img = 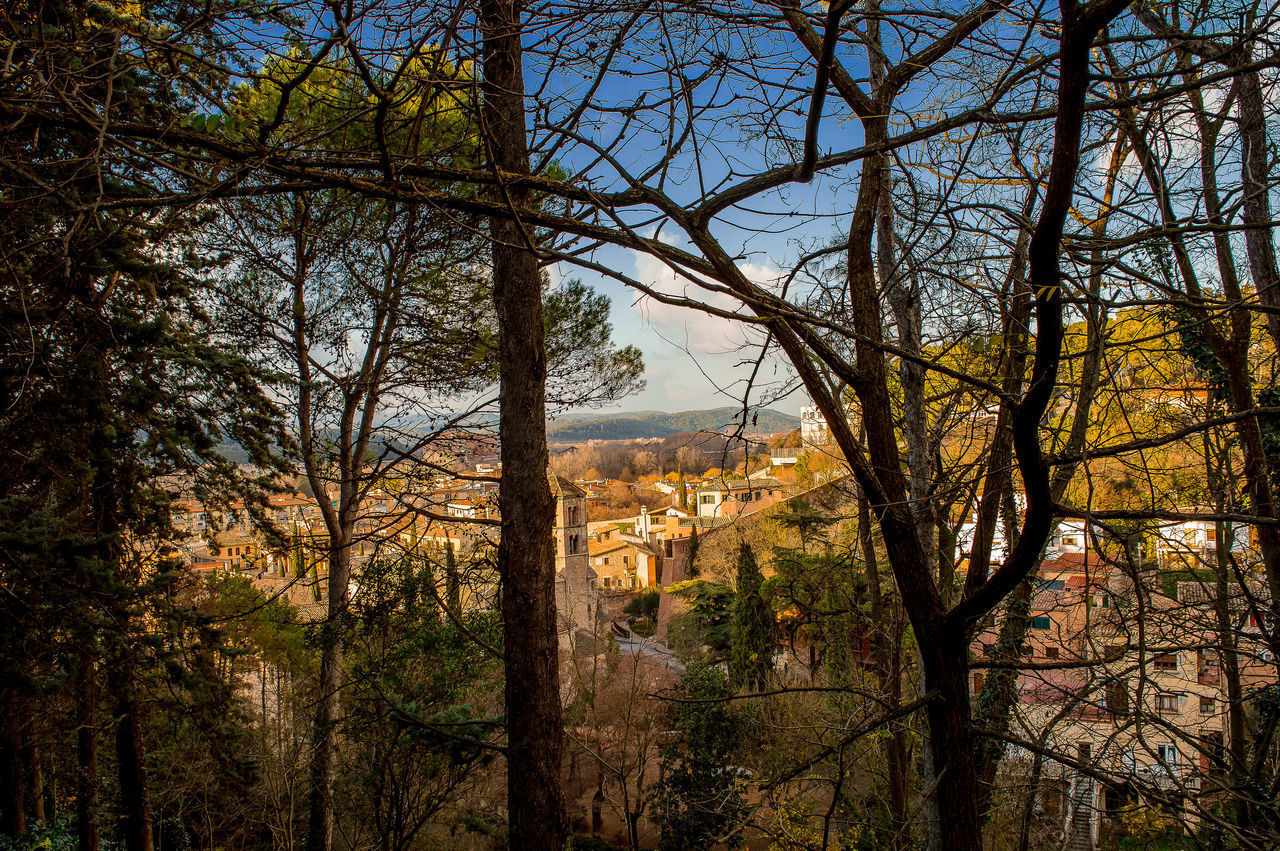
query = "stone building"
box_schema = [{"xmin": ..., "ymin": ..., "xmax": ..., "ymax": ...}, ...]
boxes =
[{"xmin": 550, "ymin": 474, "xmax": 599, "ymax": 645}]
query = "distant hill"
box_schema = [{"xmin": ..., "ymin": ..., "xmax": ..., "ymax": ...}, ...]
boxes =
[
  {"xmin": 547, "ymin": 407, "xmax": 798, "ymax": 442},
  {"xmin": 213, "ymin": 408, "xmax": 799, "ymax": 461}
]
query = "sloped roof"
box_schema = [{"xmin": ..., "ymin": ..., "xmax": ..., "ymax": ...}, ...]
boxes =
[
  {"xmin": 589, "ymin": 540, "xmax": 630, "ymax": 558},
  {"xmin": 1040, "ymin": 551, "xmax": 1100, "ymax": 575},
  {"xmin": 548, "ymin": 473, "xmax": 586, "ymax": 499}
]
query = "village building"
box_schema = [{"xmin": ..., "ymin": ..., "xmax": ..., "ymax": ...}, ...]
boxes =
[
  {"xmin": 694, "ymin": 477, "xmax": 790, "ymax": 518},
  {"xmin": 550, "ymin": 474, "xmax": 600, "ymax": 644},
  {"xmin": 799, "ymin": 404, "xmax": 831, "ymax": 447}
]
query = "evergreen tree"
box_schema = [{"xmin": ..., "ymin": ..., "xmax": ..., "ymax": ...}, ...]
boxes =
[
  {"xmin": 0, "ymin": 3, "xmax": 285, "ymax": 844},
  {"xmin": 654, "ymin": 661, "xmax": 748, "ymax": 849},
  {"xmin": 445, "ymin": 542, "xmax": 462, "ymax": 617},
  {"xmin": 729, "ymin": 544, "xmax": 773, "ymax": 692},
  {"xmin": 686, "ymin": 525, "xmax": 700, "ymax": 579}
]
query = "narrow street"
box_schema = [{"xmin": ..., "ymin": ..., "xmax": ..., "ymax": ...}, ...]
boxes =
[{"xmin": 613, "ymin": 622, "xmax": 685, "ymax": 675}]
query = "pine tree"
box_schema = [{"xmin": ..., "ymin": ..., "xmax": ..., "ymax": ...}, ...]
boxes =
[
  {"xmin": 729, "ymin": 544, "xmax": 772, "ymax": 692},
  {"xmin": 0, "ymin": 6, "xmax": 285, "ymax": 845}
]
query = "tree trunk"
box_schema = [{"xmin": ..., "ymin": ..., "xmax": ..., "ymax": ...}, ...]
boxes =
[
  {"xmin": 112, "ymin": 655, "xmax": 153, "ymax": 851},
  {"xmin": 917, "ymin": 626, "xmax": 981, "ymax": 849},
  {"xmin": 591, "ymin": 780, "xmax": 603, "ymax": 836},
  {"xmin": 973, "ymin": 578, "xmax": 1032, "ymax": 819},
  {"xmin": 1237, "ymin": 66, "xmax": 1280, "ymax": 352},
  {"xmin": 25, "ymin": 743, "xmax": 44, "ymax": 830},
  {"xmin": 1214, "ymin": 523, "xmax": 1250, "ymax": 831},
  {"xmin": 0, "ymin": 707, "xmax": 25, "ymax": 836},
  {"xmin": 481, "ymin": 0, "xmax": 566, "ymax": 847},
  {"xmin": 1016, "ymin": 750, "xmax": 1044, "ymax": 851},
  {"xmin": 42, "ymin": 770, "xmax": 54, "ymax": 832},
  {"xmin": 306, "ymin": 543, "xmax": 351, "ymax": 851},
  {"xmin": 77, "ymin": 657, "xmax": 100, "ymax": 851},
  {"xmin": 860, "ymin": 496, "xmax": 908, "ymax": 839}
]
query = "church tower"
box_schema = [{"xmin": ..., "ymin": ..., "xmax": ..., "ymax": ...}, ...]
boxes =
[{"xmin": 549, "ymin": 474, "xmax": 596, "ymax": 644}]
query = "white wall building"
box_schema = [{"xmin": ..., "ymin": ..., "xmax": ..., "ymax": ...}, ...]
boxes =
[{"xmin": 799, "ymin": 405, "xmax": 830, "ymax": 447}]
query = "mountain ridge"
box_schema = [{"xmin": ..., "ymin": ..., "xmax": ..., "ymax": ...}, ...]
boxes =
[{"xmin": 547, "ymin": 406, "xmax": 798, "ymax": 442}]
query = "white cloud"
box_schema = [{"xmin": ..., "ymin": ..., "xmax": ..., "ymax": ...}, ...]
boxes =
[
  {"xmin": 630, "ymin": 253, "xmax": 775, "ymax": 355},
  {"xmin": 624, "ymin": 252, "xmax": 796, "ymax": 408}
]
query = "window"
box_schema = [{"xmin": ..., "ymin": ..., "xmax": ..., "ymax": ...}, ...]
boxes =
[
  {"xmin": 1154, "ymin": 653, "xmax": 1178, "ymax": 671},
  {"xmin": 1106, "ymin": 681, "xmax": 1130, "ymax": 716},
  {"xmin": 1031, "ymin": 615, "xmax": 1051, "ymax": 630},
  {"xmin": 1156, "ymin": 693, "xmax": 1179, "ymax": 714},
  {"xmin": 700, "ymin": 494, "xmax": 715, "ymax": 505},
  {"xmin": 1044, "ymin": 646, "xmax": 1060, "ymax": 660},
  {"xmin": 1156, "ymin": 742, "xmax": 1178, "ymax": 769},
  {"xmin": 972, "ymin": 673, "xmax": 985, "ymax": 694},
  {"xmin": 1200, "ymin": 696, "xmax": 1215, "ymax": 715}
]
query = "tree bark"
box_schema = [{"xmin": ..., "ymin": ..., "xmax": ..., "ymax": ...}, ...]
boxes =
[
  {"xmin": 112, "ymin": 654, "xmax": 153, "ymax": 851},
  {"xmin": 1215, "ymin": 519, "xmax": 1251, "ymax": 830},
  {"xmin": 1237, "ymin": 65, "xmax": 1280, "ymax": 351},
  {"xmin": 25, "ymin": 743, "xmax": 44, "ymax": 830},
  {"xmin": 917, "ymin": 625, "xmax": 980, "ymax": 849},
  {"xmin": 306, "ymin": 542, "xmax": 351, "ymax": 851},
  {"xmin": 0, "ymin": 707, "xmax": 25, "ymax": 836},
  {"xmin": 77, "ymin": 657, "xmax": 100, "ymax": 851},
  {"xmin": 860, "ymin": 495, "xmax": 909, "ymax": 840},
  {"xmin": 480, "ymin": 0, "xmax": 566, "ymax": 847}
]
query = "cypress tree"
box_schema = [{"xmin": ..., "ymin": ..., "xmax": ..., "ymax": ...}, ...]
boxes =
[
  {"xmin": 445, "ymin": 541, "xmax": 462, "ymax": 616},
  {"xmin": 687, "ymin": 525, "xmax": 700, "ymax": 579},
  {"xmin": 729, "ymin": 543, "xmax": 773, "ymax": 692}
]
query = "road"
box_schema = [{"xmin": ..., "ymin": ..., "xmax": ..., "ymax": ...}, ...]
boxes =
[{"xmin": 612, "ymin": 622, "xmax": 686, "ymax": 674}]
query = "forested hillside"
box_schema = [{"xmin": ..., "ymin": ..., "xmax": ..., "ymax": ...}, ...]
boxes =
[{"xmin": 548, "ymin": 407, "xmax": 798, "ymax": 441}]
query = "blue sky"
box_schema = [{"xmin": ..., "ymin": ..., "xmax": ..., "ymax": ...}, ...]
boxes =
[{"xmin": 573, "ymin": 254, "xmax": 804, "ymax": 415}]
